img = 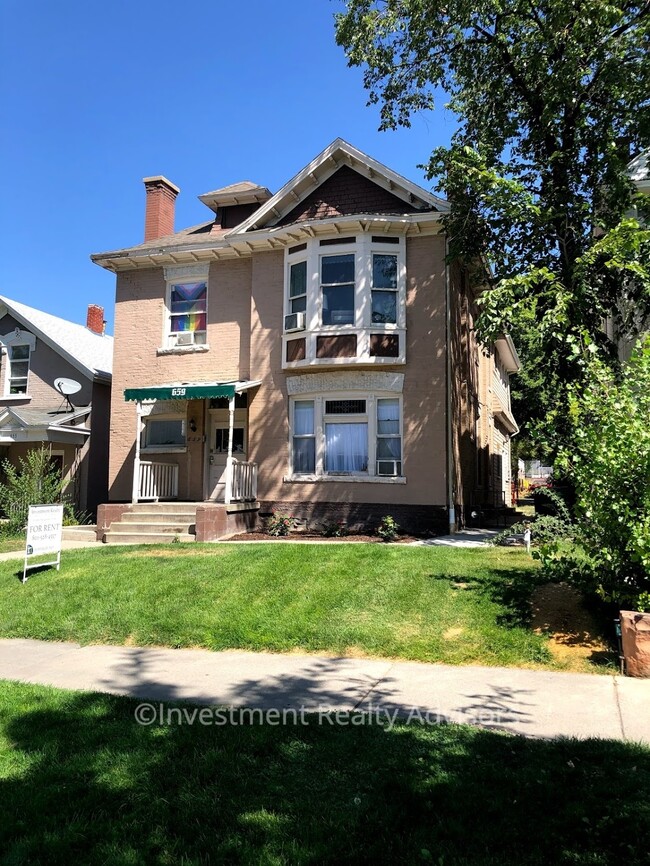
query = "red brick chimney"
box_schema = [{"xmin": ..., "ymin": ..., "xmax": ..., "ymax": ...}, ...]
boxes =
[
  {"xmin": 86, "ymin": 304, "xmax": 105, "ymax": 335},
  {"xmin": 143, "ymin": 176, "xmax": 180, "ymax": 242}
]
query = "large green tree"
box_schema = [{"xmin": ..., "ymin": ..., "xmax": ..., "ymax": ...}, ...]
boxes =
[{"xmin": 336, "ymin": 0, "xmax": 650, "ymax": 454}]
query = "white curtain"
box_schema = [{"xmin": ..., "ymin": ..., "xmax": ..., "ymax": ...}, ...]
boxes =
[
  {"xmin": 325, "ymin": 423, "xmax": 368, "ymax": 472},
  {"xmin": 294, "ymin": 401, "xmax": 314, "ymax": 435}
]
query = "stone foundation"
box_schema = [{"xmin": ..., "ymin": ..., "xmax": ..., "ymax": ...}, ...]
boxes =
[{"xmin": 257, "ymin": 501, "xmax": 449, "ymax": 536}]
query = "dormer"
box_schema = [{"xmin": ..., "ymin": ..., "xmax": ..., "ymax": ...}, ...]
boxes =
[{"xmin": 198, "ymin": 181, "xmax": 272, "ymax": 230}]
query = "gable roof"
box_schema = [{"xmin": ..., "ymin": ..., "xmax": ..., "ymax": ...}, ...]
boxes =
[
  {"xmin": 228, "ymin": 138, "xmax": 449, "ymax": 235},
  {"xmin": 0, "ymin": 295, "xmax": 113, "ymax": 381}
]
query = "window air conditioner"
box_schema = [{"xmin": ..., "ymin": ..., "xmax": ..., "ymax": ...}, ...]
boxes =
[
  {"xmin": 176, "ymin": 332, "xmax": 194, "ymax": 346},
  {"xmin": 285, "ymin": 312, "xmax": 306, "ymax": 333},
  {"xmin": 377, "ymin": 460, "xmax": 401, "ymax": 477}
]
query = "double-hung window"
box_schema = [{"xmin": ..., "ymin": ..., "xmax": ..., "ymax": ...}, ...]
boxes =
[
  {"xmin": 168, "ymin": 281, "xmax": 207, "ymax": 346},
  {"xmin": 286, "ymin": 260, "xmax": 307, "ymax": 331},
  {"xmin": 292, "ymin": 400, "xmax": 316, "ymax": 473},
  {"xmin": 7, "ymin": 344, "xmax": 30, "ymax": 394},
  {"xmin": 321, "ymin": 254, "xmax": 355, "ymax": 325},
  {"xmin": 376, "ymin": 399, "xmax": 402, "ymax": 475},
  {"xmin": 371, "ymin": 254, "xmax": 398, "ymax": 324}
]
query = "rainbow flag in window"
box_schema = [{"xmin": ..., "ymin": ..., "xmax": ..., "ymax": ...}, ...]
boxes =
[{"xmin": 170, "ymin": 282, "xmax": 207, "ymax": 332}]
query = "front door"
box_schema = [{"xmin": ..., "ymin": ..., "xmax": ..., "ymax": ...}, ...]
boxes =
[{"xmin": 207, "ymin": 417, "xmax": 247, "ymax": 501}]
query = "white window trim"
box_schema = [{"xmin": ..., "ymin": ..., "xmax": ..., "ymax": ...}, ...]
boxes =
[
  {"xmin": 285, "ymin": 391, "xmax": 404, "ymax": 483},
  {"xmin": 160, "ymin": 264, "xmax": 210, "ymax": 352},
  {"xmin": 283, "ymin": 234, "xmax": 407, "ymax": 368},
  {"xmin": 1, "ymin": 330, "xmax": 36, "ymax": 398}
]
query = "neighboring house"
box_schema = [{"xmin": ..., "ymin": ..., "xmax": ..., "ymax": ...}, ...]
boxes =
[
  {"xmin": 91, "ymin": 139, "xmax": 518, "ymax": 540},
  {"xmin": 0, "ymin": 297, "xmax": 113, "ymax": 515},
  {"xmin": 605, "ymin": 148, "xmax": 650, "ymax": 361}
]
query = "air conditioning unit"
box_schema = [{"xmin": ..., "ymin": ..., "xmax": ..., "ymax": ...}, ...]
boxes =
[
  {"xmin": 175, "ymin": 332, "xmax": 195, "ymax": 346},
  {"xmin": 377, "ymin": 460, "xmax": 401, "ymax": 477},
  {"xmin": 284, "ymin": 312, "xmax": 306, "ymax": 333}
]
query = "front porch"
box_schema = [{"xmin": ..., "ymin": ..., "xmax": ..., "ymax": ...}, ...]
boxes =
[{"xmin": 124, "ymin": 379, "xmax": 260, "ymax": 506}]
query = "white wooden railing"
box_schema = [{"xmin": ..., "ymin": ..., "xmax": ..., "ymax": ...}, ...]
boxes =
[
  {"xmin": 138, "ymin": 461, "xmax": 179, "ymax": 501},
  {"xmin": 230, "ymin": 459, "xmax": 257, "ymax": 502}
]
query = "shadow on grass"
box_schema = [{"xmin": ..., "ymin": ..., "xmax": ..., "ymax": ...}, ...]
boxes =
[{"xmin": 1, "ymin": 683, "xmax": 648, "ymax": 865}]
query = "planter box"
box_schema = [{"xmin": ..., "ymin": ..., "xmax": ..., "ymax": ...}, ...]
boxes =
[{"xmin": 620, "ymin": 610, "xmax": 650, "ymax": 677}]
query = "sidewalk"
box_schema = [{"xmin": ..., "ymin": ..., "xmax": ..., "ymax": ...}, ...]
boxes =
[
  {"xmin": 0, "ymin": 540, "xmax": 104, "ymax": 562},
  {"xmin": 1, "ymin": 639, "xmax": 648, "ymax": 743}
]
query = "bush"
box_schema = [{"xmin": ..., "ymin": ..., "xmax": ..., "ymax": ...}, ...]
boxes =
[
  {"xmin": 266, "ymin": 514, "xmax": 295, "ymax": 537},
  {"xmin": 555, "ymin": 337, "xmax": 650, "ymax": 609},
  {"xmin": 493, "ymin": 514, "xmax": 574, "ymax": 548},
  {"xmin": 377, "ymin": 515, "xmax": 399, "ymax": 542},
  {"xmin": 320, "ymin": 520, "xmax": 348, "ymax": 538},
  {"xmin": 0, "ymin": 449, "xmax": 67, "ymax": 535}
]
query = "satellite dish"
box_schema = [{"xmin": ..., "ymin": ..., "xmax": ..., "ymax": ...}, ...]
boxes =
[{"xmin": 54, "ymin": 378, "xmax": 82, "ymax": 396}]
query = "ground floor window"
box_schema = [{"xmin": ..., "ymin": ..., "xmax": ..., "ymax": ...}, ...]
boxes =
[
  {"xmin": 290, "ymin": 394, "xmax": 402, "ymax": 478},
  {"xmin": 143, "ymin": 417, "xmax": 186, "ymax": 449}
]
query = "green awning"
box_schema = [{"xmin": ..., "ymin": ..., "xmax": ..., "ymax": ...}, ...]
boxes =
[{"xmin": 125, "ymin": 382, "xmax": 237, "ymax": 402}]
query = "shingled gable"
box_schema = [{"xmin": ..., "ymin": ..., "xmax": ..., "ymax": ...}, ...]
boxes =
[{"xmin": 226, "ymin": 138, "xmax": 449, "ymax": 236}]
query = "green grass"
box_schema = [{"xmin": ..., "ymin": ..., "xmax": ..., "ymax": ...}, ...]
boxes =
[
  {"xmin": 0, "ymin": 681, "xmax": 648, "ymax": 865},
  {"xmin": 0, "ymin": 543, "xmax": 614, "ymax": 671}
]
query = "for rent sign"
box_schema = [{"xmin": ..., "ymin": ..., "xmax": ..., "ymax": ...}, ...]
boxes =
[{"xmin": 23, "ymin": 504, "xmax": 64, "ymax": 583}]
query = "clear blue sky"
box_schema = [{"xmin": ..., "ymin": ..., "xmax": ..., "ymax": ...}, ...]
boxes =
[{"xmin": 0, "ymin": 1, "xmax": 456, "ymax": 332}]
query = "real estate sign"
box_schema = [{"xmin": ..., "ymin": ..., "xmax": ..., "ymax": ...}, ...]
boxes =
[{"xmin": 23, "ymin": 504, "xmax": 64, "ymax": 583}]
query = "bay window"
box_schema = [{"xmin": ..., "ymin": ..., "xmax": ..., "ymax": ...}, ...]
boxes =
[
  {"xmin": 290, "ymin": 394, "xmax": 403, "ymax": 479},
  {"xmin": 283, "ymin": 233, "xmax": 406, "ymax": 366}
]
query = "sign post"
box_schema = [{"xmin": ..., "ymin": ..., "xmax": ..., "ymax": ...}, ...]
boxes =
[{"xmin": 22, "ymin": 504, "xmax": 64, "ymax": 584}]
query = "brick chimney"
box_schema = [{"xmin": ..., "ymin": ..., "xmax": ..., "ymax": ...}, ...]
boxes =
[
  {"xmin": 143, "ymin": 176, "xmax": 180, "ymax": 242},
  {"xmin": 86, "ymin": 304, "xmax": 105, "ymax": 335}
]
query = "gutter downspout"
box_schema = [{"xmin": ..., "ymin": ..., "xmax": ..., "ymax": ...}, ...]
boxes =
[{"xmin": 445, "ymin": 238, "xmax": 456, "ymax": 533}]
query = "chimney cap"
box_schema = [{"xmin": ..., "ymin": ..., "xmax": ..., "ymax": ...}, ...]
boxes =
[{"xmin": 142, "ymin": 176, "xmax": 180, "ymax": 195}]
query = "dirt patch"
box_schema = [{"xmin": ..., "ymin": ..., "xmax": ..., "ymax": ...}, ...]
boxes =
[
  {"xmin": 443, "ymin": 627, "xmax": 464, "ymax": 640},
  {"xmin": 531, "ymin": 582, "xmax": 613, "ymax": 670},
  {"xmin": 222, "ymin": 532, "xmax": 421, "ymax": 543}
]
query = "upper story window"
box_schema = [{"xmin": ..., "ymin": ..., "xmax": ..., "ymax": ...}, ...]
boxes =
[
  {"xmin": 8, "ymin": 344, "xmax": 31, "ymax": 394},
  {"xmin": 283, "ymin": 233, "xmax": 407, "ymax": 367},
  {"xmin": 1, "ymin": 329, "xmax": 36, "ymax": 397},
  {"xmin": 168, "ymin": 282, "xmax": 207, "ymax": 347},
  {"xmin": 321, "ymin": 254, "xmax": 355, "ymax": 325},
  {"xmin": 161, "ymin": 264, "xmax": 210, "ymax": 353}
]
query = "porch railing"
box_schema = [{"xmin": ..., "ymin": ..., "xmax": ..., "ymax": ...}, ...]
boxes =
[
  {"xmin": 138, "ymin": 461, "xmax": 179, "ymax": 501},
  {"xmin": 230, "ymin": 459, "xmax": 257, "ymax": 502}
]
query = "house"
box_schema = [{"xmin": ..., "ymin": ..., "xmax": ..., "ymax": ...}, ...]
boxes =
[
  {"xmin": 91, "ymin": 139, "xmax": 518, "ymax": 542},
  {"xmin": 0, "ymin": 296, "xmax": 113, "ymax": 516}
]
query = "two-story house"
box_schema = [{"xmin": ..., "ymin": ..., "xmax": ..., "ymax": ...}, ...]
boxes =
[
  {"xmin": 91, "ymin": 140, "xmax": 518, "ymax": 542},
  {"xmin": 0, "ymin": 296, "xmax": 113, "ymax": 515}
]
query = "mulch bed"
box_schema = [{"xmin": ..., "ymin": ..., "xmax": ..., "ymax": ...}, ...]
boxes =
[{"xmin": 223, "ymin": 532, "xmax": 423, "ymax": 543}]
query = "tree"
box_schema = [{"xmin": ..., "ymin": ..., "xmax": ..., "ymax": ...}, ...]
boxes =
[
  {"xmin": 336, "ymin": 0, "xmax": 650, "ymax": 453},
  {"xmin": 556, "ymin": 336, "xmax": 650, "ymax": 610}
]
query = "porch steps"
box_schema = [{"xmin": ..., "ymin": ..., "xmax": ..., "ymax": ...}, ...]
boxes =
[{"xmin": 103, "ymin": 503, "xmax": 198, "ymax": 545}]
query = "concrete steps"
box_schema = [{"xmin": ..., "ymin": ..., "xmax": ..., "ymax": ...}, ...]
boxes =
[
  {"xmin": 62, "ymin": 525, "xmax": 98, "ymax": 542},
  {"xmin": 104, "ymin": 503, "xmax": 198, "ymax": 545}
]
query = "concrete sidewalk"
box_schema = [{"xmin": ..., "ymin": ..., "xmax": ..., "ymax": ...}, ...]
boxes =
[{"xmin": 1, "ymin": 639, "xmax": 648, "ymax": 743}]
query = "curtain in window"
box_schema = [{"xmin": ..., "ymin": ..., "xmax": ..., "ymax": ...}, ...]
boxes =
[
  {"xmin": 325, "ymin": 423, "xmax": 368, "ymax": 472},
  {"xmin": 377, "ymin": 399, "xmax": 399, "ymax": 433}
]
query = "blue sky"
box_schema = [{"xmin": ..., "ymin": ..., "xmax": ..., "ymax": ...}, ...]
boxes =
[{"xmin": 0, "ymin": 1, "xmax": 456, "ymax": 331}]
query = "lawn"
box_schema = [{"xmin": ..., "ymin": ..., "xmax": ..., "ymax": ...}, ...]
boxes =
[
  {"xmin": 0, "ymin": 543, "xmax": 613, "ymax": 671},
  {"xmin": 0, "ymin": 533, "xmax": 25, "ymax": 554},
  {"xmin": 0, "ymin": 681, "xmax": 648, "ymax": 865}
]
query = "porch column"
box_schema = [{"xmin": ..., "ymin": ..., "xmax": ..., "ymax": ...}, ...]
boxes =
[
  {"xmin": 225, "ymin": 394, "xmax": 235, "ymax": 504},
  {"xmin": 132, "ymin": 400, "xmax": 143, "ymax": 503}
]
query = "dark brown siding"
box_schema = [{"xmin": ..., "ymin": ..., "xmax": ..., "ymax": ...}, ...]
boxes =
[{"xmin": 279, "ymin": 166, "xmax": 422, "ymax": 225}]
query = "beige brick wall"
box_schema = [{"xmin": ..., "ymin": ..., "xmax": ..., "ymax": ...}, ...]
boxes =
[
  {"xmin": 108, "ymin": 259, "xmax": 253, "ymax": 500},
  {"xmin": 109, "ymin": 235, "xmax": 451, "ymax": 509}
]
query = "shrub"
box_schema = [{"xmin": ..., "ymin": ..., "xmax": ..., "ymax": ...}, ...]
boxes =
[
  {"xmin": 320, "ymin": 519, "xmax": 348, "ymax": 538},
  {"xmin": 555, "ymin": 336, "xmax": 650, "ymax": 609},
  {"xmin": 377, "ymin": 515, "xmax": 399, "ymax": 542},
  {"xmin": 0, "ymin": 448, "xmax": 67, "ymax": 535},
  {"xmin": 493, "ymin": 514, "xmax": 574, "ymax": 548},
  {"xmin": 266, "ymin": 514, "xmax": 295, "ymax": 537}
]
